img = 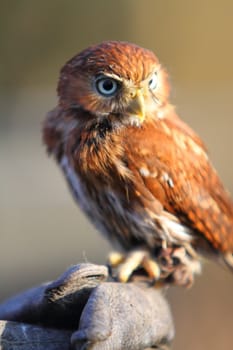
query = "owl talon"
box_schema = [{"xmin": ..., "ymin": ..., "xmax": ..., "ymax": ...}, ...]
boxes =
[
  {"xmin": 108, "ymin": 245, "xmax": 201, "ymax": 287},
  {"xmin": 117, "ymin": 250, "xmax": 149, "ymax": 282},
  {"xmin": 142, "ymin": 256, "xmax": 161, "ymax": 280},
  {"xmin": 108, "ymin": 251, "xmax": 125, "ymax": 266},
  {"xmin": 108, "ymin": 249, "xmax": 161, "ymax": 283}
]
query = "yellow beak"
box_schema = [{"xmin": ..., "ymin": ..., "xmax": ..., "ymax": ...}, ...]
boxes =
[{"xmin": 126, "ymin": 89, "xmax": 145, "ymax": 122}]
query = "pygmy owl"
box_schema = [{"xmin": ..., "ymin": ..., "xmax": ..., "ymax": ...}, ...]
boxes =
[{"xmin": 43, "ymin": 41, "xmax": 233, "ymax": 287}]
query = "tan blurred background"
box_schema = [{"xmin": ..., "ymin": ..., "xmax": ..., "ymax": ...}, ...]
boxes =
[{"xmin": 1, "ymin": 1, "xmax": 233, "ymax": 348}]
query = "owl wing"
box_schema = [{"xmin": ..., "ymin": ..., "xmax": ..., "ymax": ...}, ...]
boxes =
[{"xmin": 124, "ymin": 115, "xmax": 233, "ymax": 253}]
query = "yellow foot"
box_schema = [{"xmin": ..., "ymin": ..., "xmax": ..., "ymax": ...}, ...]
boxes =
[
  {"xmin": 108, "ymin": 250, "xmax": 161, "ymax": 283},
  {"xmin": 108, "ymin": 245, "xmax": 201, "ymax": 288}
]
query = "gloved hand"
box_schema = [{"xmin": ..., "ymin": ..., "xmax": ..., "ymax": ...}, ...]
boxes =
[{"xmin": 0, "ymin": 263, "xmax": 174, "ymax": 350}]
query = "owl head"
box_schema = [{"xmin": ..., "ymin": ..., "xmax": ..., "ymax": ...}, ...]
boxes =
[{"xmin": 58, "ymin": 41, "xmax": 170, "ymax": 125}]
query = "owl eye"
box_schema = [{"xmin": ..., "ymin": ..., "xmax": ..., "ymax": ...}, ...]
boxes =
[
  {"xmin": 148, "ymin": 73, "xmax": 158, "ymax": 90},
  {"xmin": 95, "ymin": 77, "xmax": 119, "ymax": 97}
]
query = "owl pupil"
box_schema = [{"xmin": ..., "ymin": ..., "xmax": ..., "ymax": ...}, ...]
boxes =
[{"xmin": 103, "ymin": 79, "xmax": 113, "ymax": 91}]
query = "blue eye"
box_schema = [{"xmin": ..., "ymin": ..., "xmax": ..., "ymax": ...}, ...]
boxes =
[
  {"xmin": 148, "ymin": 73, "xmax": 158, "ymax": 90},
  {"xmin": 95, "ymin": 77, "xmax": 119, "ymax": 96}
]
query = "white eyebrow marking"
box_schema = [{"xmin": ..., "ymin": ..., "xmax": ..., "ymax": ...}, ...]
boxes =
[{"xmin": 96, "ymin": 72, "xmax": 123, "ymax": 82}]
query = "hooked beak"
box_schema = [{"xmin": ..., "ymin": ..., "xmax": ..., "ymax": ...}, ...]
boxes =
[{"xmin": 126, "ymin": 89, "xmax": 145, "ymax": 122}]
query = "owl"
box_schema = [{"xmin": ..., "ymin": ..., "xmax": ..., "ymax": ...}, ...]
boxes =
[{"xmin": 43, "ymin": 41, "xmax": 233, "ymax": 287}]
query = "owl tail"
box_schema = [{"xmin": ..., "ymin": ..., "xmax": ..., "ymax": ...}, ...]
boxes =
[{"xmin": 222, "ymin": 252, "xmax": 233, "ymax": 272}]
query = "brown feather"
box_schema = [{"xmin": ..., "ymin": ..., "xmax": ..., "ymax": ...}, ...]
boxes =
[{"xmin": 123, "ymin": 115, "xmax": 233, "ymax": 252}]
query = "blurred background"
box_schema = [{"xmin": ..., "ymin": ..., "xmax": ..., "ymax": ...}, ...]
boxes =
[{"xmin": 1, "ymin": 0, "xmax": 233, "ymax": 348}]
